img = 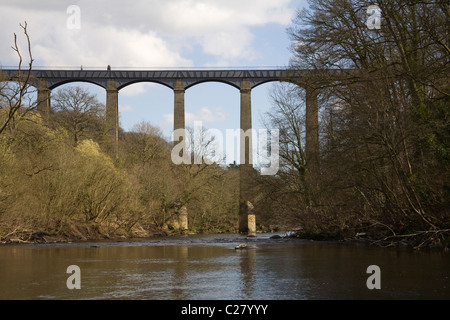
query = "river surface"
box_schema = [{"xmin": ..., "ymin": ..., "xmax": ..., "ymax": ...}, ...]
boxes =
[{"xmin": 0, "ymin": 233, "xmax": 449, "ymax": 300}]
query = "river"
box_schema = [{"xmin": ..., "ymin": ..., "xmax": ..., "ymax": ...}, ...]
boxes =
[{"xmin": 0, "ymin": 233, "xmax": 449, "ymax": 300}]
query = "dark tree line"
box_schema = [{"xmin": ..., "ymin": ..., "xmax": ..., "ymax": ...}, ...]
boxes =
[{"xmin": 258, "ymin": 0, "xmax": 449, "ymax": 247}]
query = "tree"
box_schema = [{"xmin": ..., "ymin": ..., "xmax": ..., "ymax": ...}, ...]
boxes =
[
  {"xmin": 120, "ymin": 122, "xmax": 174, "ymax": 228},
  {"xmin": 272, "ymin": 0, "xmax": 450, "ymax": 244},
  {"xmin": 52, "ymin": 86, "xmax": 106, "ymax": 146},
  {"xmin": 120, "ymin": 122, "xmax": 240, "ymax": 232},
  {"xmin": 260, "ymin": 83, "xmax": 308, "ymax": 222},
  {"xmin": 0, "ymin": 22, "xmax": 36, "ymax": 136},
  {"xmin": 122, "ymin": 121, "xmax": 168, "ymax": 166}
]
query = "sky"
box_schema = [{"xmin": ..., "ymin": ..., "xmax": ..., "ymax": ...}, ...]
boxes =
[{"xmin": 0, "ymin": 0, "xmax": 307, "ymax": 164}]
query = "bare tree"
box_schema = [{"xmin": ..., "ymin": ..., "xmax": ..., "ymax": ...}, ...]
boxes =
[
  {"xmin": 122, "ymin": 121, "xmax": 168, "ymax": 166},
  {"xmin": 52, "ymin": 86, "xmax": 106, "ymax": 146},
  {"xmin": 270, "ymin": 0, "xmax": 450, "ymax": 244},
  {"xmin": 0, "ymin": 22, "xmax": 36, "ymax": 136}
]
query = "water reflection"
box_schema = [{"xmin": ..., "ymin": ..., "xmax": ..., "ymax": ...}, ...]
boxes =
[
  {"xmin": 237, "ymin": 246, "xmax": 256, "ymax": 298},
  {"xmin": 0, "ymin": 236, "xmax": 449, "ymax": 300}
]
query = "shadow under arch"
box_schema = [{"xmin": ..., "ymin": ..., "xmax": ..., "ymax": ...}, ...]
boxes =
[
  {"xmin": 48, "ymin": 79, "xmax": 106, "ymax": 91},
  {"xmin": 117, "ymin": 79, "xmax": 173, "ymax": 92},
  {"xmin": 185, "ymin": 79, "xmax": 241, "ymax": 91}
]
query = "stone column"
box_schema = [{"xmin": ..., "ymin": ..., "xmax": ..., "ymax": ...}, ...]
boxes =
[
  {"xmin": 37, "ymin": 78, "xmax": 50, "ymax": 120},
  {"xmin": 239, "ymin": 78, "xmax": 255, "ymax": 234},
  {"xmin": 247, "ymin": 202, "xmax": 256, "ymax": 237},
  {"xmin": 240, "ymin": 78, "xmax": 252, "ymax": 164},
  {"xmin": 106, "ymin": 78, "xmax": 119, "ymax": 158},
  {"xmin": 173, "ymin": 78, "xmax": 185, "ymax": 133},
  {"xmin": 173, "ymin": 78, "xmax": 186, "ymax": 158},
  {"xmin": 173, "ymin": 79, "xmax": 188, "ymax": 230},
  {"xmin": 305, "ymin": 86, "xmax": 319, "ymax": 177},
  {"xmin": 178, "ymin": 206, "xmax": 188, "ymax": 231}
]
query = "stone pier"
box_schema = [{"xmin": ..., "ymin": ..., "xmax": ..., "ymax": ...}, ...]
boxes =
[
  {"xmin": 174, "ymin": 78, "xmax": 185, "ymax": 133},
  {"xmin": 37, "ymin": 78, "xmax": 51, "ymax": 120},
  {"xmin": 305, "ymin": 86, "xmax": 319, "ymax": 178},
  {"xmin": 179, "ymin": 206, "xmax": 188, "ymax": 231},
  {"xmin": 106, "ymin": 78, "xmax": 119, "ymax": 158},
  {"xmin": 239, "ymin": 78, "xmax": 256, "ymax": 235}
]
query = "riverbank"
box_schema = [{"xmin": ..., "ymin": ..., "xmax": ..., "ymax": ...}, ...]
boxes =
[
  {"xmin": 0, "ymin": 219, "xmax": 248, "ymax": 245},
  {"xmin": 0, "ymin": 221, "xmax": 166, "ymax": 244},
  {"xmin": 290, "ymin": 228, "xmax": 450, "ymax": 250},
  {"xmin": 2, "ymin": 220, "xmax": 449, "ymax": 250}
]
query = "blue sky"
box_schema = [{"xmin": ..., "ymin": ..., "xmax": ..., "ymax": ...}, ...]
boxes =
[{"xmin": 1, "ymin": 0, "xmax": 307, "ymax": 159}]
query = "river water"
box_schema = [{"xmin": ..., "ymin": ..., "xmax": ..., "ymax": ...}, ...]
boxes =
[{"xmin": 0, "ymin": 233, "xmax": 449, "ymax": 300}]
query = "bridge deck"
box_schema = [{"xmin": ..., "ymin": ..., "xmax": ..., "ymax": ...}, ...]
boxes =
[{"xmin": 2, "ymin": 68, "xmax": 297, "ymax": 90}]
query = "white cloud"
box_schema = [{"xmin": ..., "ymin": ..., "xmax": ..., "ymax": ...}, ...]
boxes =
[
  {"xmin": 162, "ymin": 106, "xmax": 228, "ymax": 128},
  {"xmin": 119, "ymin": 83, "xmax": 158, "ymax": 96},
  {"xmin": 186, "ymin": 107, "xmax": 227, "ymax": 124},
  {"xmin": 162, "ymin": 113, "xmax": 174, "ymax": 128},
  {"xmin": 201, "ymin": 28, "xmax": 256, "ymax": 60},
  {"xmin": 0, "ymin": 0, "xmax": 298, "ymax": 67},
  {"xmin": 119, "ymin": 105, "xmax": 133, "ymax": 113},
  {"xmin": 31, "ymin": 23, "xmax": 192, "ymax": 68}
]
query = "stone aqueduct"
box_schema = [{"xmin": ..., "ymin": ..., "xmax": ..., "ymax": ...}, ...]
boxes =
[{"xmin": 3, "ymin": 68, "xmax": 322, "ymax": 234}]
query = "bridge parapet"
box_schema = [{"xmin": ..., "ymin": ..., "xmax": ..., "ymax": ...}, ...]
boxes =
[{"xmin": 1, "ymin": 68, "xmax": 295, "ymax": 91}]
